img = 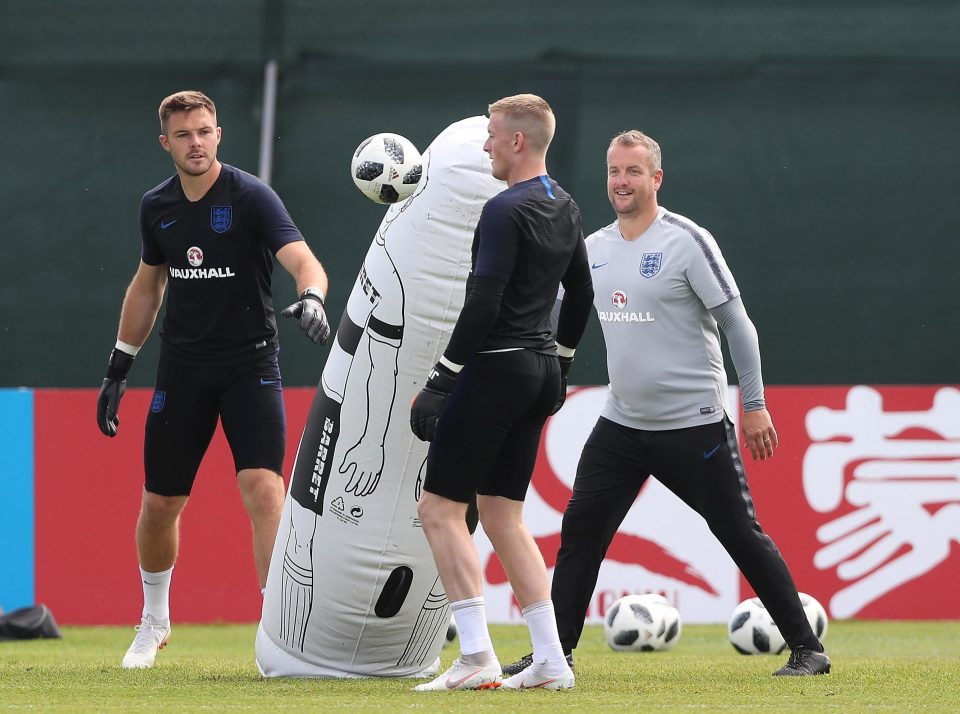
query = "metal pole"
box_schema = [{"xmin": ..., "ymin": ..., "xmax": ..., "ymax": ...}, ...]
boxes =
[{"xmin": 258, "ymin": 58, "xmax": 279, "ymax": 185}]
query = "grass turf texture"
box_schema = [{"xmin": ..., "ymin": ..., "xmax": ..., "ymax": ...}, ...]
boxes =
[{"xmin": 1, "ymin": 622, "xmax": 958, "ymax": 712}]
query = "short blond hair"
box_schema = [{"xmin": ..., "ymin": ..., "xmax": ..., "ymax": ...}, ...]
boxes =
[
  {"xmin": 158, "ymin": 90, "xmax": 217, "ymax": 133},
  {"xmin": 488, "ymin": 94, "xmax": 556, "ymax": 152},
  {"xmin": 608, "ymin": 130, "xmax": 662, "ymax": 172}
]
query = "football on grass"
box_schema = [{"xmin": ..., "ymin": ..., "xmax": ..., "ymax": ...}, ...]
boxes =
[
  {"xmin": 351, "ymin": 133, "xmax": 422, "ymax": 204},
  {"xmin": 728, "ymin": 592, "xmax": 828, "ymax": 654},
  {"xmin": 604, "ymin": 593, "xmax": 682, "ymax": 652}
]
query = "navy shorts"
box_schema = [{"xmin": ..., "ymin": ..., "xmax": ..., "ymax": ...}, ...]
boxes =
[
  {"xmin": 143, "ymin": 350, "xmax": 286, "ymax": 497},
  {"xmin": 424, "ymin": 349, "xmax": 560, "ymax": 503}
]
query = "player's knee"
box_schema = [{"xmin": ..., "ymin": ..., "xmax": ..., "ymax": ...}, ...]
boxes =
[
  {"xmin": 478, "ymin": 518, "xmax": 516, "ymax": 549},
  {"xmin": 416, "ymin": 492, "xmax": 460, "ymax": 534},
  {"xmin": 416, "ymin": 494, "xmax": 441, "ymax": 532},
  {"xmin": 476, "ymin": 504, "xmax": 522, "ymax": 543},
  {"xmin": 238, "ymin": 469, "xmax": 285, "ymax": 518},
  {"xmin": 415, "ymin": 492, "xmax": 432, "ymax": 524},
  {"xmin": 140, "ymin": 490, "xmax": 187, "ymax": 525},
  {"xmin": 708, "ymin": 517, "xmax": 756, "ymax": 549},
  {"xmin": 558, "ymin": 508, "xmax": 607, "ymax": 541}
]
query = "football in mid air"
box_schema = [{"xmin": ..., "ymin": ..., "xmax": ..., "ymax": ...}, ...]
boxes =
[{"xmin": 350, "ymin": 133, "xmax": 422, "ymax": 204}]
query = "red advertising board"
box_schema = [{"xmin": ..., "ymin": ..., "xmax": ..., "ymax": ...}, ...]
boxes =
[
  {"xmin": 33, "ymin": 388, "xmax": 313, "ymax": 624},
  {"xmin": 30, "ymin": 385, "xmax": 960, "ymax": 624},
  {"xmin": 741, "ymin": 386, "xmax": 960, "ymax": 620}
]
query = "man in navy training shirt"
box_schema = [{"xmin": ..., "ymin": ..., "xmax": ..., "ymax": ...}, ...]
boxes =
[
  {"xmin": 95, "ymin": 90, "xmax": 331, "ymax": 670},
  {"xmin": 410, "ymin": 94, "xmax": 594, "ymax": 691}
]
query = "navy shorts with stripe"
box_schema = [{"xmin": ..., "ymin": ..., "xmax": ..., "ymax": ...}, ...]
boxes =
[
  {"xmin": 424, "ymin": 349, "xmax": 560, "ymax": 503},
  {"xmin": 144, "ymin": 350, "xmax": 286, "ymax": 497}
]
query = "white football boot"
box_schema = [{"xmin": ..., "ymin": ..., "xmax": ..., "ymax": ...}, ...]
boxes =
[
  {"xmin": 413, "ymin": 657, "xmax": 502, "ymax": 691},
  {"xmin": 121, "ymin": 614, "xmax": 171, "ymax": 669},
  {"xmin": 500, "ymin": 658, "xmax": 575, "ymax": 690}
]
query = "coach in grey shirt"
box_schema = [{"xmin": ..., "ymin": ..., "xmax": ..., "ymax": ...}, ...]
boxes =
[{"xmin": 502, "ymin": 130, "xmax": 831, "ymax": 679}]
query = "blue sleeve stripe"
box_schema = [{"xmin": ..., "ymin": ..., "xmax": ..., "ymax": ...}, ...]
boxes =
[
  {"xmin": 0, "ymin": 388, "xmax": 34, "ymax": 611},
  {"xmin": 539, "ymin": 175, "xmax": 557, "ymax": 200},
  {"xmin": 662, "ymin": 212, "xmax": 735, "ymax": 301}
]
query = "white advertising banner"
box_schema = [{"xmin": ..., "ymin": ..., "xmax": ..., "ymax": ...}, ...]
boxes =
[{"xmin": 478, "ymin": 384, "xmax": 960, "ymax": 625}]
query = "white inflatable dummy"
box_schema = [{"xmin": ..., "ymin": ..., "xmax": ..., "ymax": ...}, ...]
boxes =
[{"xmin": 256, "ymin": 116, "xmax": 504, "ymax": 677}]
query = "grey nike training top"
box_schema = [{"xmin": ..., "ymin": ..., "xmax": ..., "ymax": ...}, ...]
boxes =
[{"xmin": 585, "ymin": 207, "xmax": 743, "ymax": 430}]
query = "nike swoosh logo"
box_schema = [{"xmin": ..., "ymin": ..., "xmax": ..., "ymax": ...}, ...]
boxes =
[
  {"xmin": 260, "ymin": 378, "xmax": 279, "ymax": 386},
  {"xmin": 161, "ymin": 219, "xmax": 178, "ymax": 229},
  {"xmin": 520, "ymin": 677, "xmax": 557, "ymax": 689},
  {"xmin": 703, "ymin": 443, "xmax": 722, "ymax": 459},
  {"xmin": 445, "ymin": 667, "xmax": 485, "ymax": 689},
  {"xmin": 591, "ymin": 262, "xmax": 608, "ymax": 269}
]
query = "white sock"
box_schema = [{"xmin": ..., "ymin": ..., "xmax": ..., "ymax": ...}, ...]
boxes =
[
  {"xmin": 140, "ymin": 566, "xmax": 173, "ymax": 622},
  {"xmin": 451, "ymin": 596, "xmax": 493, "ymax": 657},
  {"xmin": 523, "ymin": 600, "xmax": 566, "ymax": 666}
]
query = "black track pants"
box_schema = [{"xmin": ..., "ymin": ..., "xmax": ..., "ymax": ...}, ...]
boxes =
[{"xmin": 553, "ymin": 417, "xmax": 821, "ymax": 653}]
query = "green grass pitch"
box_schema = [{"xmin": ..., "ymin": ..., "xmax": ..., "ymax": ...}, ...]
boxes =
[{"xmin": 2, "ymin": 621, "xmax": 959, "ymax": 711}]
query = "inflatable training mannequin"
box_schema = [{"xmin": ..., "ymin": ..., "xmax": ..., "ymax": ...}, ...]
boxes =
[{"xmin": 256, "ymin": 116, "xmax": 504, "ymax": 677}]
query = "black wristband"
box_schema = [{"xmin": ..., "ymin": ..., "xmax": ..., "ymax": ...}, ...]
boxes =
[
  {"xmin": 105, "ymin": 348, "xmax": 135, "ymax": 380},
  {"xmin": 426, "ymin": 361, "xmax": 458, "ymax": 393},
  {"xmin": 300, "ymin": 288, "xmax": 325, "ymax": 306}
]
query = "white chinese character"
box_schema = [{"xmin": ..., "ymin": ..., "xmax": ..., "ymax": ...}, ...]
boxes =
[{"xmin": 803, "ymin": 386, "xmax": 960, "ymax": 618}]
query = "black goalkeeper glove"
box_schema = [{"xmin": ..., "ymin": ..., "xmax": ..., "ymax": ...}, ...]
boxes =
[
  {"xmin": 281, "ymin": 288, "xmax": 331, "ymax": 345},
  {"xmin": 96, "ymin": 347, "xmax": 135, "ymax": 437},
  {"xmin": 550, "ymin": 355, "xmax": 574, "ymax": 415},
  {"xmin": 410, "ymin": 362, "xmax": 458, "ymax": 442}
]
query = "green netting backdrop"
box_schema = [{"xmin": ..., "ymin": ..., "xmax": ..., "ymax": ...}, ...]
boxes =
[{"xmin": 1, "ymin": 1, "xmax": 957, "ymax": 387}]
